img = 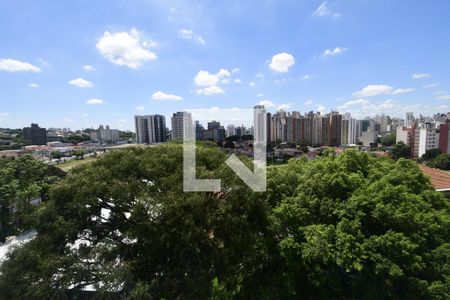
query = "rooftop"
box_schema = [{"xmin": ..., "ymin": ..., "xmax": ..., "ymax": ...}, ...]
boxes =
[{"xmin": 418, "ymin": 164, "xmax": 450, "ymax": 191}]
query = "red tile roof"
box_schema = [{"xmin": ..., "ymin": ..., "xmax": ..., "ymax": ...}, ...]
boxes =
[{"xmin": 418, "ymin": 164, "xmax": 450, "ymax": 190}]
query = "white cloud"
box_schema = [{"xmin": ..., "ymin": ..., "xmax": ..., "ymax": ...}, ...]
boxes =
[
  {"xmin": 96, "ymin": 28, "xmax": 157, "ymax": 69},
  {"xmin": 232, "ymin": 68, "xmax": 240, "ymax": 73},
  {"xmin": 135, "ymin": 106, "xmax": 145, "ymax": 111},
  {"xmin": 195, "ymin": 70, "xmax": 222, "ymax": 86},
  {"xmin": 313, "ymin": 1, "xmax": 341, "ymax": 18},
  {"xmin": 269, "ymin": 52, "xmax": 295, "ymax": 73},
  {"xmin": 340, "ymin": 98, "xmax": 371, "ymax": 108},
  {"xmin": 86, "ymin": 98, "xmax": 104, "ymax": 105},
  {"xmin": 179, "ymin": 29, "xmax": 205, "ymax": 45},
  {"xmin": 0, "ymin": 58, "xmax": 41, "ymax": 72},
  {"xmin": 255, "ymin": 72, "xmax": 264, "ymax": 78},
  {"xmin": 353, "ymin": 84, "xmax": 415, "ymax": 97},
  {"xmin": 81, "ymin": 113, "xmax": 88, "ymax": 117},
  {"xmin": 422, "ymin": 82, "xmax": 439, "ymax": 89},
  {"xmin": 68, "ymin": 78, "xmax": 93, "ymax": 88},
  {"xmin": 302, "ymin": 75, "xmax": 312, "ymax": 80},
  {"xmin": 249, "ymin": 82, "xmax": 256, "ymax": 87},
  {"xmin": 118, "ymin": 118, "xmax": 127, "ymax": 123},
  {"xmin": 197, "ymin": 86, "xmax": 224, "ymax": 96},
  {"xmin": 277, "ymin": 103, "xmax": 293, "ymax": 110},
  {"xmin": 234, "ymin": 78, "xmax": 242, "ymax": 84},
  {"xmin": 304, "ymin": 99, "xmax": 314, "ymax": 105},
  {"xmin": 437, "ymin": 94, "xmax": 450, "ymax": 100},
  {"xmin": 335, "ymin": 98, "xmax": 439, "ymax": 118},
  {"xmin": 435, "ymin": 90, "xmax": 447, "ymax": 96},
  {"xmin": 29, "ymin": 83, "xmax": 39, "ymax": 88},
  {"xmin": 63, "ymin": 118, "xmax": 74, "ymax": 123},
  {"xmin": 83, "ymin": 65, "xmax": 95, "ymax": 72},
  {"xmin": 257, "ymin": 93, "xmax": 264, "ymax": 97},
  {"xmin": 391, "ymin": 88, "xmax": 415, "ymax": 95},
  {"xmin": 321, "ymin": 47, "xmax": 347, "ymax": 58},
  {"xmin": 194, "ymin": 69, "xmax": 231, "ymax": 95},
  {"xmin": 151, "ymin": 91, "xmax": 183, "ymax": 101},
  {"xmin": 258, "ymin": 100, "xmax": 275, "ymax": 107},
  {"xmin": 412, "ymin": 73, "xmax": 430, "ymax": 79}
]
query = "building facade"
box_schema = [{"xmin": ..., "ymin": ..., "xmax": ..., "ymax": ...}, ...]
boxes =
[
  {"xmin": 134, "ymin": 115, "xmax": 167, "ymax": 144},
  {"xmin": 23, "ymin": 123, "xmax": 47, "ymax": 145}
]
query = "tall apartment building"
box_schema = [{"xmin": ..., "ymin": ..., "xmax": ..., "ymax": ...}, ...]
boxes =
[
  {"xmin": 312, "ymin": 113, "xmax": 324, "ymax": 146},
  {"xmin": 328, "ymin": 111, "xmax": 342, "ymax": 146},
  {"xmin": 405, "ymin": 112, "xmax": 415, "ymax": 128},
  {"xmin": 439, "ymin": 121, "xmax": 450, "ymax": 154},
  {"xmin": 375, "ymin": 114, "xmax": 390, "ymax": 133},
  {"xmin": 348, "ymin": 118, "xmax": 358, "ymax": 145},
  {"xmin": 134, "ymin": 115, "xmax": 167, "ymax": 144},
  {"xmin": 286, "ymin": 112, "xmax": 301, "ymax": 143},
  {"xmin": 226, "ymin": 124, "xmax": 236, "ymax": 137},
  {"xmin": 171, "ymin": 111, "xmax": 192, "ymax": 140},
  {"xmin": 253, "ymin": 105, "xmax": 267, "ymax": 143},
  {"xmin": 341, "ymin": 119, "xmax": 349, "ymax": 145},
  {"xmin": 23, "ymin": 123, "xmax": 47, "ymax": 145},
  {"xmin": 90, "ymin": 125, "xmax": 119, "ymax": 143},
  {"xmin": 414, "ymin": 123, "xmax": 439, "ymax": 158},
  {"xmin": 302, "ymin": 112, "xmax": 314, "ymax": 143}
]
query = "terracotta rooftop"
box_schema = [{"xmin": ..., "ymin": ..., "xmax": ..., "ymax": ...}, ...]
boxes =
[{"xmin": 418, "ymin": 164, "xmax": 450, "ymax": 190}]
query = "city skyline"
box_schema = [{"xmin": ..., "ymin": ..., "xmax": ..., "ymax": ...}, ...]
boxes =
[{"xmin": 1, "ymin": 1, "xmax": 450, "ymax": 130}]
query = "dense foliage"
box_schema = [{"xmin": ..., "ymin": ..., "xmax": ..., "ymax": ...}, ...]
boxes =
[
  {"xmin": 380, "ymin": 132, "xmax": 396, "ymax": 147},
  {"xmin": 427, "ymin": 153, "xmax": 450, "ymax": 170},
  {"xmin": 422, "ymin": 148, "xmax": 442, "ymax": 161},
  {"xmin": 0, "ymin": 146, "xmax": 449, "ymax": 299},
  {"xmin": 0, "ymin": 156, "xmax": 65, "ymax": 242},
  {"xmin": 389, "ymin": 141, "xmax": 411, "ymax": 159}
]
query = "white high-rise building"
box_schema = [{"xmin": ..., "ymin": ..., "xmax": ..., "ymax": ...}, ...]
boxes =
[
  {"xmin": 171, "ymin": 112, "xmax": 192, "ymax": 140},
  {"xmin": 416, "ymin": 125, "xmax": 439, "ymax": 157},
  {"xmin": 226, "ymin": 124, "xmax": 236, "ymax": 136},
  {"xmin": 348, "ymin": 118, "xmax": 358, "ymax": 145}
]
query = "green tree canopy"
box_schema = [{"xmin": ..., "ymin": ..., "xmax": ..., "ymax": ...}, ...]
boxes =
[
  {"xmin": 0, "ymin": 147, "xmax": 449, "ymax": 299},
  {"xmin": 422, "ymin": 148, "xmax": 442, "ymax": 161},
  {"xmin": 380, "ymin": 132, "xmax": 396, "ymax": 147},
  {"xmin": 0, "ymin": 156, "xmax": 65, "ymax": 242},
  {"xmin": 428, "ymin": 153, "xmax": 450, "ymax": 170},
  {"xmin": 390, "ymin": 141, "xmax": 411, "ymax": 159}
]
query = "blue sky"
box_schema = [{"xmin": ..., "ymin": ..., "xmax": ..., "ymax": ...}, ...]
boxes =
[{"xmin": 1, "ymin": 0, "xmax": 450, "ymax": 130}]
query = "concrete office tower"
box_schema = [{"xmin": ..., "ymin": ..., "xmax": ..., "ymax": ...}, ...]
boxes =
[
  {"xmin": 135, "ymin": 115, "xmax": 167, "ymax": 144},
  {"xmin": 171, "ymin": 111, "xmax": 192, "ymax": 140},
  {"xmin": 23, "ymin": 123, "xmax": 47, "ymax": 145}
]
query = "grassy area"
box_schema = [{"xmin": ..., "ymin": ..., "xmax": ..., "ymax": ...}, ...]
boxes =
[{"xmin": 56, "ymin": 157, "xmax": 97, "ymax": 172}]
